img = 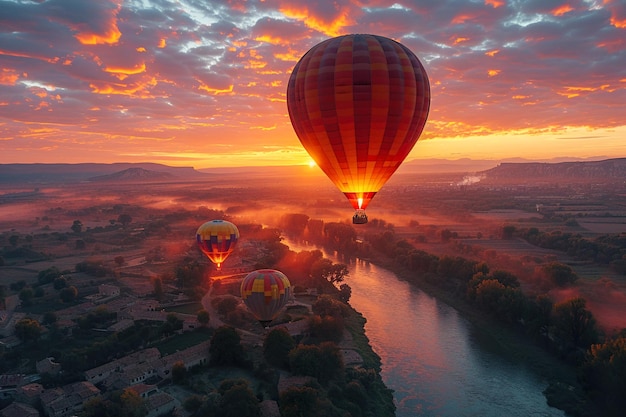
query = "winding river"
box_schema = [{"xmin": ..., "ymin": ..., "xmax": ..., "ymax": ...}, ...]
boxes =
[{"xmin": 284, "ymin": 239, "xmax": 565, "ymax": 417}]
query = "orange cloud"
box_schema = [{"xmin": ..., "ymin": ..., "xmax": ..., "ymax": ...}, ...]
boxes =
[
  {"xmin": 0, "ymin": 68, "xmax": 20, "ymax": 85},
  {"xmin": 556, "ymin": 84, "xmax": 615, "ymax": 98},
  {"xmin": 89, "ymin": 77, "xmax": 157, "ymax": 97},
  {"xmin": 610, "ymin": 15, "xmax": 626, "ymax": 28},
  {"xmin": 104, "ymin": 62, "xmax": 147, "ymax": 75},
  {"xmin": 280, "ymin": 5, "xmax": 351, "ymax": 37},
  {"xmin": 597, "ymin": 38, "xmax": 624, "ymax": 52},
  {"xmin": 255, "ymin": 34, "xmax": 289, "ymax": 45},
  {"xmin": 158, "ymin": 38, "xmax": 167, "ymax": 48},
  {"xmin": 198, "ymin": 83, "xmax": 234, "ymax": 95},
  {"xmin": 452, "ymin": 14, "xmax": 474, "ymax": 24},
  {"xmin": 75, "ymin": 28, "xmax": 121, "ymax": 45},
  {"xmin": 485, "ymin": 0, "xmax": 504, "ymax": 7},
  {"xmin": 74, "ymin": 3, "xmax": 122, "ymax": 45},
  {"xmin": 485, "ymin": 49, "xmax": 500, "ymax": 57},
  {"xmin": 453, "ymin": 37, "xmax": 470, "ymax": 44},
  {"xmin": 487, "ymin": 69, "xmax": 500, "ymax": 76},
  {"xmin": 552, "ymin": 4, "xmax": 574, "ymax": 16}
]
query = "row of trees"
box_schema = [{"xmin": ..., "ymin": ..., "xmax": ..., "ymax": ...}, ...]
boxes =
[{"xmin": 512, "ymin": 226, "xmax": 626, "ymax": 274}]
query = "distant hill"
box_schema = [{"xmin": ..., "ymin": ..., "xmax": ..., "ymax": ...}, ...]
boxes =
[
  {"xmin": 0, "ymin": 163, "xmax": 209, "ymax": 183},
  {"xmin": 89, "ymin": 167, "xmax": 175, "ymax": 182},
  {"xmin": 480, "ymin": 158, "xmax": 626, "ymax": 182}
]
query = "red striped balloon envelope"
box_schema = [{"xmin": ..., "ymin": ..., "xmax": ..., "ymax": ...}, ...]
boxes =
[
  {"xmin": 287, "ymin": 34, "xmax": 430, "ymax": 223},
  {"xmin": 240, "ymin": 269, "xmax": 292, "ymax": 327}
]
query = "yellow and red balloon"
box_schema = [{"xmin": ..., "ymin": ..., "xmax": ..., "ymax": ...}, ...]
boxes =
[
  {"xmin": 240, "ymin": 269, "xmax": 292, "ymax": 327},
  {"xmin": 287, "ymin": 34, "xmax": 430, "ymax": 221},
  {"xmin": 196, "ymin": 220, "xmax": 239, "ymax": 268}
]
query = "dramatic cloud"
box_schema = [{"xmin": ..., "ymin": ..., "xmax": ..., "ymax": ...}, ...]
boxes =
[{"xmin": 0, "ymin": 0, "xmax": 624, "ymax": 166}]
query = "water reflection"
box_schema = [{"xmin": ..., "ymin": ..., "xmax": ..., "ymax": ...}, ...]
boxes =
[{"xmin": 285, "ymin": 240, "xmax": 565, "ymax": 417}]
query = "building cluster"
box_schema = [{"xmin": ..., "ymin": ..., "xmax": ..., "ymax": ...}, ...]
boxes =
[
  {"xmin": 0, "ymin": 284, "xmax": 210, "ymax": 417},
  {"xmin": 0, "ymin": 339, "xmax": 214, "ymax": 416}
]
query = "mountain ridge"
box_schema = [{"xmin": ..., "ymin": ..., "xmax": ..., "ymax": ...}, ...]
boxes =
[
  {"xmin": 480, "ymin": 157, "xmax": 626, "ymax": 181},
  {"xmin": 1, "ymin": 158, "xmax": 624, "ymax": 184}
]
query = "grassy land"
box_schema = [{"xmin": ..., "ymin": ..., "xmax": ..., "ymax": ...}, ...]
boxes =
[{"xmin": 155, "ymin": 328, "xmax": 213, "ymax": 355}]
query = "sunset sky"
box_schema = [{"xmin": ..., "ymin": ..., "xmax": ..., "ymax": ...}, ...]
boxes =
[{"xmin": 1, "ymin": 0, "xmax": 625, "ymax": 168}]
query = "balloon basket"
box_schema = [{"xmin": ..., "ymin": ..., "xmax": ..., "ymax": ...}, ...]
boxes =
[{"xmin": 352, "ymin": 210, "xmax": 368, "ymax": 224}]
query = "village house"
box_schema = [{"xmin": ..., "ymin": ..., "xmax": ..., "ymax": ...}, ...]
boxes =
[
  {"xmin": 36, "ymin": 357, "xmax": 61, "ymax": 376},
  {"xmin": 0, "ymin": 401, "xmax": 39, "ymax": 417},
  {"xmin": 40, "ymin": 381, "xmax": 100, "ymax": 417},
  {"xmin": 15, "ymin": 382, "xmax": 44, "ymax": 406},
  {"xmin": 127, "ymin": 384, "xmax": 179, "ymax": 417},
  {"xmin": 0, "ymin": 374, "xmax": 26, "ymax": 400},
  {"xmin": 84, "ymin": 340, "xmax": 210, "ymax": 390},
  {"xmin": 84, "ymin": 348, "xmax": 161, "ymax": 386}
]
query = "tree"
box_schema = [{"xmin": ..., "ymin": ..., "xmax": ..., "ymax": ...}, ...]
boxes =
[
  {"xmin": 218, "ymin": 379, "xmax": 261, "ymax": 417},
  {"xmin": 490, "ymin": 270, "xmax": 520, "ymax": 288},
  {"xmin": 581, "ymin": 336, "xmax": 626, "ymax": 416},
  {"xmin": 280, "ymin": 386, "xmax": 323, "ymax": 417},
  {"xmin": 118, "ymin": 213, "xmax": 133, "ymax": 227},
  {"xmin": 8, "ymin": 234, "xmax": 19, "ymax": 247},
  {"xmin": 310, "ymin": 259, "xmax": 349, "ymax": 286},
  {"xmin": 172, "ymin": 361, "xmax": 187, "ymax": 384},
  {"xmin": 197, "ymin": 309, "xmax": 210, "ymax": 326},
  {"xmin": 152, "ymin": 277, "xmax": 164, "ymax": 300},
  {"xmin": 161, "ymin": 313, "xmax": 183, "ymax": 335},
  {"xmin": 552, "ymin": 297, "xmax": 598, "ymax": 353},
  {"xmin": 502, "ymin": 224, "xmax": 516, "ymax": 239},
  {"xmin": 53, "ymin": 276, "xmax": 67, "ymax": 290},
  {"xmin": 307, "ymin": 315, "xmax": 344, "ymax": 343},
  {"xmin": 19, "ymin": 287, "xmax": 34, "ymax": 306},
  {"xmin": 280, "ymin": 213, "xmax": 310, "ymax": 236},
  {"xmin": 38, "ymin": 266, "xmax": 61, "ymax": 285},
  {"xmin": 263, "ymin": 327, "xmax": 296, "ymax": 368},
  {"xmin": 209, "ymin": 326, "xmax": 246, "ymax": 366},
  {"xmin": 289, "ymin": 342, "xmax": 344, "ymax": 384},
  {"xmin": 312, "ymin": 294, "xmax": 348, "ymax": 318},
  {"xmin": 60, "ymin": 286, "xmax": 78, "ymax": 303},
  {"xmin": 14, "ymin": 318, "xmax": 42, "ymax": 342},
  {"xmin": 71, "ymin": 220, "xmax": 83, "ymax": 233},
  {"xmin": 338, "ymin": 283, "xmax": 352, "ymax": 303},
  {"xmin": 543, "ymin": 262, "xmax": 578, "ymax": 286},
  {"xmin": 323, "ymin": 222, "xmax": 357, "ymax": 252}
]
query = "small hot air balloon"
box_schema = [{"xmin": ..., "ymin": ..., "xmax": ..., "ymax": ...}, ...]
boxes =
[
  {"xmin": 287, "ymin": 34, "xmax": 431, "ymax": 224},
  {"xmin": 240, "ymin": 269, "xmax": 292, "ymax": 327},
  {"xmin": 196, "ymin": 220, "xmax": 239, "ymax": 269}
]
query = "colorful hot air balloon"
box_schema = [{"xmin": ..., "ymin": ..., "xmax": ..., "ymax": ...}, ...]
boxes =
[
  {"xmin": 196, "ymin": 220, "xmax": 239, "ymax": 269},
  {"xmin": 287, "ymin": 34, "xmax": 431, "ymax": 224},
  {"xmin": 240, "ymin": 269, "xmax": 292, "ymax": 327}
]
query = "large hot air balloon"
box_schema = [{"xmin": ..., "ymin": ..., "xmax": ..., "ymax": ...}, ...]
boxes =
[
  {"xmin": 196, "ymin": 220, "xmax": 239, "ymax": 269},
  {"xmin": 240, "ymin": 269, "xmax": 292, "ymax": 327},
  {"xmin": 287, "ymin": 34, "xmax": 430, "ymax": 224}
]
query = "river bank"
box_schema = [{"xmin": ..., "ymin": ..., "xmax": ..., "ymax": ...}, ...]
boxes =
[{"xmin": 367, "ymin": 254, "xmax": 599, "ymax": 417}]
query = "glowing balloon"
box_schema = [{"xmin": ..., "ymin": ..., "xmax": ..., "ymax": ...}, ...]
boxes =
[
  {"xmin": 287, "ymin": 34, "xmax": 430, "ymax": 223},
  {"xmin": 196, "ymin": 220, "xmax": 239, "ymax": 268},
  {"xmin": 240, "ymin": 269, "xmax": 292, "ymax": 327}
]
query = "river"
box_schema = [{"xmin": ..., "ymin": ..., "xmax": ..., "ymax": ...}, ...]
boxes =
[{"xmin": 284, "ymin": 239, "xmax": 565, "ymax": 417}]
